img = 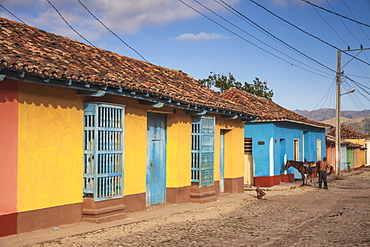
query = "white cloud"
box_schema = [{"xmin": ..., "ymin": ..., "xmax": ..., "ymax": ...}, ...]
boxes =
[
  {"xmin": 271, "ymin": 0, "xmax": 326, "ymax": 8},
  {"xmin": 175, "ymin": 32, "xmax": 229, "ymax": 41},
  {"xmin": 0, "ymin": 0, "xmax": 240, "ymax": 39}
]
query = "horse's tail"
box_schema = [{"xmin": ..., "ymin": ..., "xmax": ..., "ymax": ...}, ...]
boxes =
[{"xmin": 327, "ymin": 165, "xmax": 333, "ymax": 175}]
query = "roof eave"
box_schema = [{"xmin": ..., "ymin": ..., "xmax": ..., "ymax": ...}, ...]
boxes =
[
  {"xmin": 254, "ymin": 119, "xmax": 326, "ymax": 129},
  {"xmin": 0, "ymin": 66, "xmax": 257, "ymax": 121}
]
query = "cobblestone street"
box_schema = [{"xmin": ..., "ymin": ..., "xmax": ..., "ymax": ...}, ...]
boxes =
[{"xmin": 27, "ymin": 168, "xmax": 370, "ymax": 246}]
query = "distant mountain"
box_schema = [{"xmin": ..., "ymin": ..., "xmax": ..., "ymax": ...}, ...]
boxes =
[
  {"xmin": 294, "ymin": 108, "xmax": 370, "ymax": 121},
  {"xmin": 293, "ymin": 108, "xmax": 370, "ymax": 135}
]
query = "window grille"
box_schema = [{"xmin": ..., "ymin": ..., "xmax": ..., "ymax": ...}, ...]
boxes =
[
  {"xmin": 191, "ymin": 116, "xmax": 215, "ymax": 187},
  {"xmin": 83, "ymin": 103, "xmax": 124, "ymax": 201},
  {"xmin": 244, "ymin": 138, "xmax": 252, "ymax": 155}
]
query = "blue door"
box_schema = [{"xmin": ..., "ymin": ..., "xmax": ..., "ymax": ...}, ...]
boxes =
[{"xmin": 147, "ymin": 113, "xmax": 167, "ymax": 205}]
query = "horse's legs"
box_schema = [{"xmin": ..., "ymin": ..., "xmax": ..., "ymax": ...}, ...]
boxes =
[{"xmin": 301, "ymin": 173, "xmax": 306, "ymax": 186}]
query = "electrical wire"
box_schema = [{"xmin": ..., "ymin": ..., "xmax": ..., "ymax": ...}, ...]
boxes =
[
  {"xmin": 325, "ymin": 0, "xmax": 360, "ymax": 45},
  {"xmin": 301, "ymin": 0, "xmax": 370, "ymax": 28},
  {"xmin": 309, "ymin": 3, "xmax": 348, "ymax": 46},
  {"xmin": 178, "ymin": 0, "xmax": 332, "ymax": 78},
  {"xmin": 341, "ymin": 0, "xmax": 370, "ymax": 42},
  {"xmin": 342, "ymin": 78, "xmax": 366, "ymax": 109},
  {"xmin": 313, "ymin": 1, "xmax": 370, "ymax": 84},
  {"xmin": 343, "ymin": 76, "xmax": 370, "ymax": 109},
  {"xmin": 46, "ymin": 0, "xmax": 96, "ymax": 47},
  {"xmin": 215, "ymin": 0, "xmax": 335, "ymax": 75},
  {"xmin": 192, "ymin": 0, "xmax": 333, "ymax": 78},
  {"xmin": 0, "ymin": 3, "xmax": 26, "ymax": 24},
  {"xmin": 76, "ymin": 0, "xmax": 149, "ymax": 63},
  {"xmin": 346, "ymin": 74, "xmax": 370, "ymax": 80},
  {"xmin": 306, "ymin": 78, "xmax": 336, "ymax": 118},
  {"xmin": 250, "ymin": 0, "xmax": 370, "ymax": 67}
]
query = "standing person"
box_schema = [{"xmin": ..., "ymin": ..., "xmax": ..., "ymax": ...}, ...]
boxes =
[{"xmin": 318, "ymin": 157, "xmax": 329, "ymax": 189}]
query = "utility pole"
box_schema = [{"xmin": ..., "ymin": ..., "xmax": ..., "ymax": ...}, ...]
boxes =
[
  {"xmin": 335, "ymin": 50, "xmax": 341, "ymax": 177},
  {"xmin": 335, "ymin": 46, "xmax": 369, "ymax": 177}
]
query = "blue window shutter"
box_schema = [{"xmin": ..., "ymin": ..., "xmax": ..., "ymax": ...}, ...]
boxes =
[
  {"xmin": 191, "ymin": 116, "xmax": 215, "ymax": 187},
  {"xmin": 83, "ymin": 103, "xmax": 124, "ymax": 201}
]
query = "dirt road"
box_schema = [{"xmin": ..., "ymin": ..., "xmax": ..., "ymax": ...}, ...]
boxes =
[{"xmin": 31, "ymin": 169, "xmax": 370, "ymax": 247}]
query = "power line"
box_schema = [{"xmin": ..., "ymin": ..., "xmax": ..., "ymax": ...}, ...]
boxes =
[
  {"xmin": 250, "ymin": 0, "xmax": 370, "ymax": 67},
  {"xmin": 317, "ymin": 0, "xmax": 370, "ymax": 85},
  {"xmin": 178, "ymin": 0, "xmax": 332, "ymax": 78},
  {"xmin": 301, "ymin": 0, "xmax": 370, "ymax": 28},
  {"xmin": 311, "ymin": 4, "xmax": 370, "ymax": 85},
  {"xmin": 215, "ymin": 0, "xmax": 335, "ymax": 75},
  {"xmin": 0, "ymin": 3, "xmax": 26, "ymax": 24},
  {"xmin": 307, "ymin": 78, "xmax": 336, "ymax": 117},
  {"xmin": 192, "ymin": 0, "xmax": 333, "ymax": 78},
  {"xmin": 342, "ymin": 78, "xmax": 368, "ymax": 109},
  {"xmin": 346, "ymin": 74, "xmax": 370, "ymax": 80},
  {"xmin": 341, "ymin": 0, "xmax": 370, "ymax": 42},
  {"xmin": 76, "ymin": 0, "xmax": 149, "ymax": 63},
  {"xmin": 46, "ymin": 0, "xmax": 96, "ymax": 47},
  {"xmin": 343, "ymin": 76, "xmax": 370, "ymax": 108},
  {"xmin": 310, "ymin": 3, "xmax": 348, "ymax": 46},
  {"xmin": 325, "ymin": 0, "xmax": 360, "ymax": 45}
]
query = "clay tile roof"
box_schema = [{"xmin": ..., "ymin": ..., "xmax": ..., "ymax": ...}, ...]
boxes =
[
  {"xmin": 0, "ymin": 17, "xmax": 254, "ymax": 116},
  {"xmin": 221, "ymin": 88, "xmax": 328, "ymax": 127},
  {"xmin": 327, "ymin": 124, "xmax": 369, "ymax": 140}
]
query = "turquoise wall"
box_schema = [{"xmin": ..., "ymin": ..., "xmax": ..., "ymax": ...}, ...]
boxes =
[{"xmin": 245, "ymin": 121, "xmax": 326, "ymax": 179}]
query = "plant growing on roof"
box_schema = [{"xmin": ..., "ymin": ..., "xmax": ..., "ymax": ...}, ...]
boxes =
[{"xmin": 199, "ymin": 72, "xmax": 274, "ymax": 100}]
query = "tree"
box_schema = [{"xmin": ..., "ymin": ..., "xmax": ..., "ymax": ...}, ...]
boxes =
[{"xmin": 199, "ymin": 72, "xmax": 274, "ymax": 100}]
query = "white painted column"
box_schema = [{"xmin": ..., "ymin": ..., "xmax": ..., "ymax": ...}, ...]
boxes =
[{"xmin": 269, "ymin": 137, "xmax": 274, "ymax": 177}]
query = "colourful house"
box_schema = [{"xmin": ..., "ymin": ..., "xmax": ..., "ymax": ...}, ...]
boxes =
[
  {"xmin": 0, "ymin": 18, "xmax": 257, "ymax": 236},
  {"xmin": 326, "ymin": 125, "xmax": 369, "ymax": 172},
  {"xmin": 222, "ymin": 88, "xmax": 327, "ymax": 187}
]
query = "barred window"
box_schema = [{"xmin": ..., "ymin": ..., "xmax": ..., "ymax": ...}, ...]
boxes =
[
  {"xmin": 191, "ymin": 116, "xmax": 215, "ymax": 187},
  {"xmin": 244, "ymin": 138, "xmax": 252, "ymax": 155},
  {"xmin": 83, "ymin": 103, "xmax": 124, "ymax": 201}
]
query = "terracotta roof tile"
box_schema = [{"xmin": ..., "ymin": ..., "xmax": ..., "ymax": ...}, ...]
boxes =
[
  {"xmin": 222, "ymin": 88, "xmax": 328, "ymax": 127},
  {"xmin": 0, "ymin": 17, "xmax": 252, "ymax": 116},
  {"xmin": 327, "ymin": 124, "xmax": 369, "ymax": 139}
]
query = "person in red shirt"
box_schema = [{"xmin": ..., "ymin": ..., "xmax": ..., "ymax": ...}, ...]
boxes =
[{"xmin": 318, "ymin": 157, "xmax": 330, "ymax": 189}]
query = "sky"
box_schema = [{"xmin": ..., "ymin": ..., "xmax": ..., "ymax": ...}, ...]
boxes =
[{"xmin": 1, "ymin": 0, "xmax": 369, "ymax": 111}]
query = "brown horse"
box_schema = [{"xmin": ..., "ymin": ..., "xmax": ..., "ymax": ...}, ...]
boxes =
[{"xmin": 284, "ymin": 160, "xmax": 318, "ymax": 186}]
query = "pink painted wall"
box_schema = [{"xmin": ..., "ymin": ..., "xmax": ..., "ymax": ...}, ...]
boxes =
[{"xmin": 0, "ymin": 78, "xmax": 18, "ymax": 215}]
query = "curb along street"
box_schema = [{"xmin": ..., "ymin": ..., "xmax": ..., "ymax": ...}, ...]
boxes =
[{"xmin": 0, "ymin": 169, "xmax": 361, "ymax": 247}]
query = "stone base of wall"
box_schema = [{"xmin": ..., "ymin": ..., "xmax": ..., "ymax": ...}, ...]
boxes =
[
  {"xmin": 166, "ymin": 186, "xmax": 191, "ymax": 204},
  {"xmin": 224, "ymin": 177, "xmax": 244, "ymax": 193},
  {"xmin": 17, "ymin": 203, "xmax": 82, "ymax": 234},
  {"xmin": 254, "ymin": 174, "xmax": 295, "ymax": 187},
  {"xmin": 0, "ymin": 213, "xmax": 17, "ymax": 237},
  {"xmin": 190, "ymin": 184, "xmax": 217, "ymax": 203},
  {"xmin": 122, "ymin": 193, "xmax": 146, "ymax": 213},
  {"xmin": 279, "ymin": 174, "xmax": 295, "ymax": 183},
  {"xmin": 82, "ymin": 198, "xmax": 126, "ymax": 223}
]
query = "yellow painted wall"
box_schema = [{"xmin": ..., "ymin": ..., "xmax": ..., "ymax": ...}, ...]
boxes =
[
  {"xmin": 166, "ymin": 110, "xmax": 192, "ymax": 188},
  {"xmin": 244, "ymin": 155, "xmax": 254, "ymax": 185},
  {"xmin": 215, "ymin": 117, "xmax": 244, "ymax": 180},
  {"xmin": 17, "ymin": 83, "xmax": 84, "ymax": 212},
  {"xmin": 123, "ymin": 100, "xmax": 147, "ymax": 195},
  {"xmin": 345, "ymin": 139, "xmax": 365, "ymax": 146}
]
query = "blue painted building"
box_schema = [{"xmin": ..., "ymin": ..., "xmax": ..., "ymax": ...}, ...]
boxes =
[
  {"xmin": 222, "ymin": 88, "xmax": 327, "ymax": 187},
  {"xmin": 244, "ymin": 121, "xmax": 326, "ymax": 186}
]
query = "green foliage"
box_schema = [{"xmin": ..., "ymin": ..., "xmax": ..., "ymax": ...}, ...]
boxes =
[{"xmin": 199, "ymin": 72, "xmax": 274, "ymax": 100}]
